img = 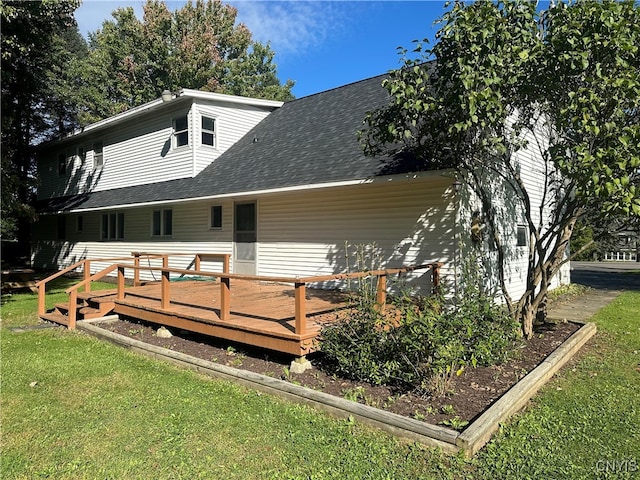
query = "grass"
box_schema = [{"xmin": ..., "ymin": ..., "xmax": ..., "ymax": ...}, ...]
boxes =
[{"xmin": 1, "ymin": 285, "xmax": 639, "ymax": 479}]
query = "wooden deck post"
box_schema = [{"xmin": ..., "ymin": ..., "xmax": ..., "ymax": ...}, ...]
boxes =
[
  {"xmin": 294, "ymin": 282, "xmax": 307, "ymax": 336},
  {"xmin": 194, "ymin": 254, "xmax": 201, "ymax": 273},
  {"xmin": 376, "ymin": 274, "xmax": 387, "ymax": 306},
  {"xmin": 220, "ymin": 277, "xmax": 230, "ymax": 320},
  {"xmin": 117, "ymin": 266, "xmax": 125, "ymax": 300},
  {"xmin": 432, "ymin": 263, "xmax": 441, "ymax": 293},
  {"xmin": 83, "ymin": 260, "xmax": 91, "ymax": 293},
  {"xmin": 133, "ymin": 254, "xmax": 140, "ymax": 286},
  {"xmin": 37, "ymin": 283, "xmax": 46, "ymax": 316},
  {"xmin": 68, "ymin": 289, "xmax": 77, "ymax": 330},
  {"xmin": 161, "ymin": 269, "xmax": 170, "ymax": 309},
  {"xmin": 162, "ymin": 255, "xmax": 169, "ymax": 269},
  {"xmin": 223, "ymin": 254, "xmax": 230, "ymax": 274}
]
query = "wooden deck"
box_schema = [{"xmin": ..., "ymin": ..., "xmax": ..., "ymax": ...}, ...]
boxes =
[
  {"xmin": 112, "ymin": 280, "xmax": 348, "ymax": 355},
  {"xmin": 36, "ymin": 253, "xmax": 442, "ymax": 357}
]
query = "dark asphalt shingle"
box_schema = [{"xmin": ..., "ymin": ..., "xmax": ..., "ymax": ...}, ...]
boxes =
[{"xmin": 38, "ymin": 74, "xmax": 420, "ymax": 213}]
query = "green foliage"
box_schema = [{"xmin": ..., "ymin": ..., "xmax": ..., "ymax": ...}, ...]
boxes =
[
  {"xmin": 570, "ymin": 219, "xmax": 599, "ymax": 260},
  {"xmin": 360, "ymin": 0, "xmax": 640, "ymax": 337},
  {"xmin": 1, "ymin": 0, "xmax": 82, "ymax": 240},
  {"xmin": 320, "ymin": 254, "xmax": 520, "ymax": 394},
  {"xmin": 477, "ymin": 292, "xmax": 640, "ymax": 479},
  {"xmin": 76, "ymin": 0, "xmax": 294, "ymax": 124},
  {"xmin": 2, "ymin": 271, "xmax": 638, "ymax": 477}
]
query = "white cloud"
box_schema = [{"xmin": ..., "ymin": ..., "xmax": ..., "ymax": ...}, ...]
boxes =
[
  {"xmin": 232, "ymin": 1, "xmax": 354, "ymax": 57},
  {"xmin": 76, "ymin": 0, "xmax": 354, "ymax": 59},
  {"xmin": 75, "ymin": 0, "xmax": 147, "ymax": 37}
]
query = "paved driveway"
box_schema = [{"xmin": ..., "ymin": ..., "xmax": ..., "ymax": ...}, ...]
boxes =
[{"xmin": 571, "ymin": 261, "xmax": 640, "ymax": 291}]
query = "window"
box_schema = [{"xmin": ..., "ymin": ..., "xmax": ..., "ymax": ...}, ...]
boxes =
[
  {"xmin": 56, "ymin": 216, "xmax": 66, "ymax": 240},
  {"xmin": 517, "ymin": 225, "xmax": 527, "ymax": 247},
  {"xmin": 152, "ymin": 209, "xmax": 173, "ymax": 237},
  {"xmin": 93, "ymin": 142, "xmax": 103, "ymax": 169},
  {"xmin": 101, "ymin": 212, "xmax": 124, "ymax": 240},
  {"xmin": 210, "ymin": 205, "xmax": 222, "ymax": 229},
  {"xmin": 201, "ymin": 116, "xmax": 216, "ymax": 147},
  {"xmin": 76, "ymin": 215, "xmax": 83, "ymax": 233},
  {"xmin": 77, "ymin": 146, "xmax": 86, "ymax": 162},
  {"xmin": 173, "ymin": 115, "xmax": 188, "ymax": 147},
  {"xmin": 58, "ymin": 153, "xmax": 67, "ymax": 175}
]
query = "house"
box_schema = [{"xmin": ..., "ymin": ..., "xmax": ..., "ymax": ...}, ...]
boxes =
[{"xmin": 33, "ymin": 74, "xmax": 569, "ymax": 300}]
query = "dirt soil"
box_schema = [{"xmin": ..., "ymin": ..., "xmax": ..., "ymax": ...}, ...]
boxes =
[{"xmin": 98, "ymin": 317, "xmax": 579, "ymax": 429}]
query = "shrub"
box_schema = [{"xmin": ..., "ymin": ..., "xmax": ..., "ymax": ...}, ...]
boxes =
[{"xmin": 319, "ymin": 248, "xmax": 521, "ymax": 395}]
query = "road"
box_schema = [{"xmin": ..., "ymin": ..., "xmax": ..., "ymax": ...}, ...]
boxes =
[{"xmin": 571, "ymin": 261, "xmax": 640, "ymax": 291}]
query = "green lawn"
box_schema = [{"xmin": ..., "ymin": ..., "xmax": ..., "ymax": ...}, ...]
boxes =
[{"xmin": 2, "ymin": 286, "xmax": 638, "ymax": 479}]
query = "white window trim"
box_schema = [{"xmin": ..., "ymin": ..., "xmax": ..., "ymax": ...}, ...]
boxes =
[
  {"xmin": 173, "ymin": 115, "xmax": 189, "ymax": 149},
  {"xmin": 201, "ymin": 115, "xmax": 217, "ymax": 149},
  {"xmin": 93, "ymin": 141, "xmax": 104, "ymax": 170},
  {"xmin": 209, "ymin": 204, "xmax": 223, "ymax": 230},
  {"xmin": 101, "ymin": 211, "xmax": 124, "ymax": 241},
  {"xmin": 152, "ymin": 208, "xmax": 173, "ymax": 237},
  {"xmin": 516, "ymin": 224, "xmax": 528, "ymax": 247}
]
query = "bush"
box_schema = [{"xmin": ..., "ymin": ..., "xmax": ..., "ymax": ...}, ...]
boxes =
[{"xmin": 319, "ymin": 252, "xmax": 521, "ymax": 395}]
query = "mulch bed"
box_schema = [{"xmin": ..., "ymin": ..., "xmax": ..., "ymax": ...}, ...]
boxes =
[{"xmin": 97, "ymin": 316, "xmax": 579, "ymax": 429}]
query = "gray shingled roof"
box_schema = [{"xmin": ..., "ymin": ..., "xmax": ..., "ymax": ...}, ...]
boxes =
[{"xmin": 39, "ymin": 74, "xmax": 424, "ymax": 213}]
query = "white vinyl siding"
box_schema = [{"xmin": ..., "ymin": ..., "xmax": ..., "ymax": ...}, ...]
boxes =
[
  {"xmin": 38, "ymin": 99, "xmax": 276, "ymax": 200},
  {"xmin": 31, "ymin": 178, "xmax": 453, "ymax": 292},
  {"xmin": 457, "ymin": 114, "xmax": 570, "ymax": 302},
  {"xmin": 256, "ymin": 178, "xmax": 455, "ymax": 295},
  {"xmin": 192, "ymin": 102, "xmax": 272, "ymax": 176}
]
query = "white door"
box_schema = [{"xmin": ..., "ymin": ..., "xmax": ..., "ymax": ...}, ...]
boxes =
[{"xmin": 233, "ymin": 202, "xmax": 256, "ymax": 274}]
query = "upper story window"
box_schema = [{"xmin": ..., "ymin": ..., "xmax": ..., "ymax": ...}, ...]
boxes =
[
  {"xmin": 77, "ymin": 146, "xmax": 85, "ymax": 162},
  {"xmin": 201, "ymin": 116, "xmax": 216, "ymax": 147},
  {"xmin": 93, "ymin": 141, "xmax": 103, "ymax": 169},
  {"xmin": 173, "ymin": 115, "xmax": 189, "ymax": 148},
  {"xmin": 57, "ymin": 153, "xmax": 67, "ymax": 176},
  {"xmin": 101, "ymin": 212, "xmax": 124, "ymax": 240},
  {"xmin": 152, "ymin": 209, "xmax": 173, "ymax": 237}
]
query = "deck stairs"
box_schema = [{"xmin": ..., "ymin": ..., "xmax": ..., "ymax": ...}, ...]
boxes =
[{"xmin": 41, "ymin": 290, "xmax": 118, "ymax": 327}]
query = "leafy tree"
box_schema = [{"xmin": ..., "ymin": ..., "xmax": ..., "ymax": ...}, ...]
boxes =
[
  {"xmin": 76, "ymin": 0, "xmax": 294, "ymax": 124},
  {"xmin": 1, "ymin": 0, "xmax": 82, "ymax": 243},
  {"xmin": 361, "ymin": 0, "xmax": 639, "ymax": 337}
]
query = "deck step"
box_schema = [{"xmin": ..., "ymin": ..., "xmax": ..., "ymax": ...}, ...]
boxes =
[
  {"xmin": 41, "ymin": 312, "xmax": 69, "ymax": 326},
  {"xmin": 79, "ymin": 305, "xmax": 115, "ymax": 319},
  {"xmin": 78, "ymin": 291, "xmax": 118, "ymax": 302},
  {"xmin": 54, "ymin": 303, "xmax": 72, "ymax": 315}
]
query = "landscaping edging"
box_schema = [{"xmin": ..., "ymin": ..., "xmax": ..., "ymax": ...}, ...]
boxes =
[{"xmin": 77, "ymin": 318, "xmax": 596, "ymax": 456}]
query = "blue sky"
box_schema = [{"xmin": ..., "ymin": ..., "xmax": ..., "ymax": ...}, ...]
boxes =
[{"xmin": 75, "ymin": 0, "xmax": 449, "ymax": 98}]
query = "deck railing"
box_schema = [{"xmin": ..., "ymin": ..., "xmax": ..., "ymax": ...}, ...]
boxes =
[
  {"xmin": 36, "ymin": 256, "xmax": 137, "ymax": 318},
  {"xmin": 37, "ymin": 253, "xmax": 231, "ymax": 324},
  {"xmin": 109, "ymin": 262, "xmax": 442, "ymax": 337}
]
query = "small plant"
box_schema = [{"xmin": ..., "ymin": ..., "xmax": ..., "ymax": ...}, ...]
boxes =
[
  {"xmin": 440, "ymin": 416, "xmax": 469, "ymax": 431},
  {"xmin": 128, "ymin": 328, "xmax": 142, "ymax": 336},
  {"xmin": 441, "ymin": 404, "xmax": 456, "ymax": 415},
  {"xmin": 342, "ymin": 386, "xmax": 366, "ymax": 403},
  {"xmin": 383, "ymin": 395, "xmax": 398, "ymax": 409}
]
